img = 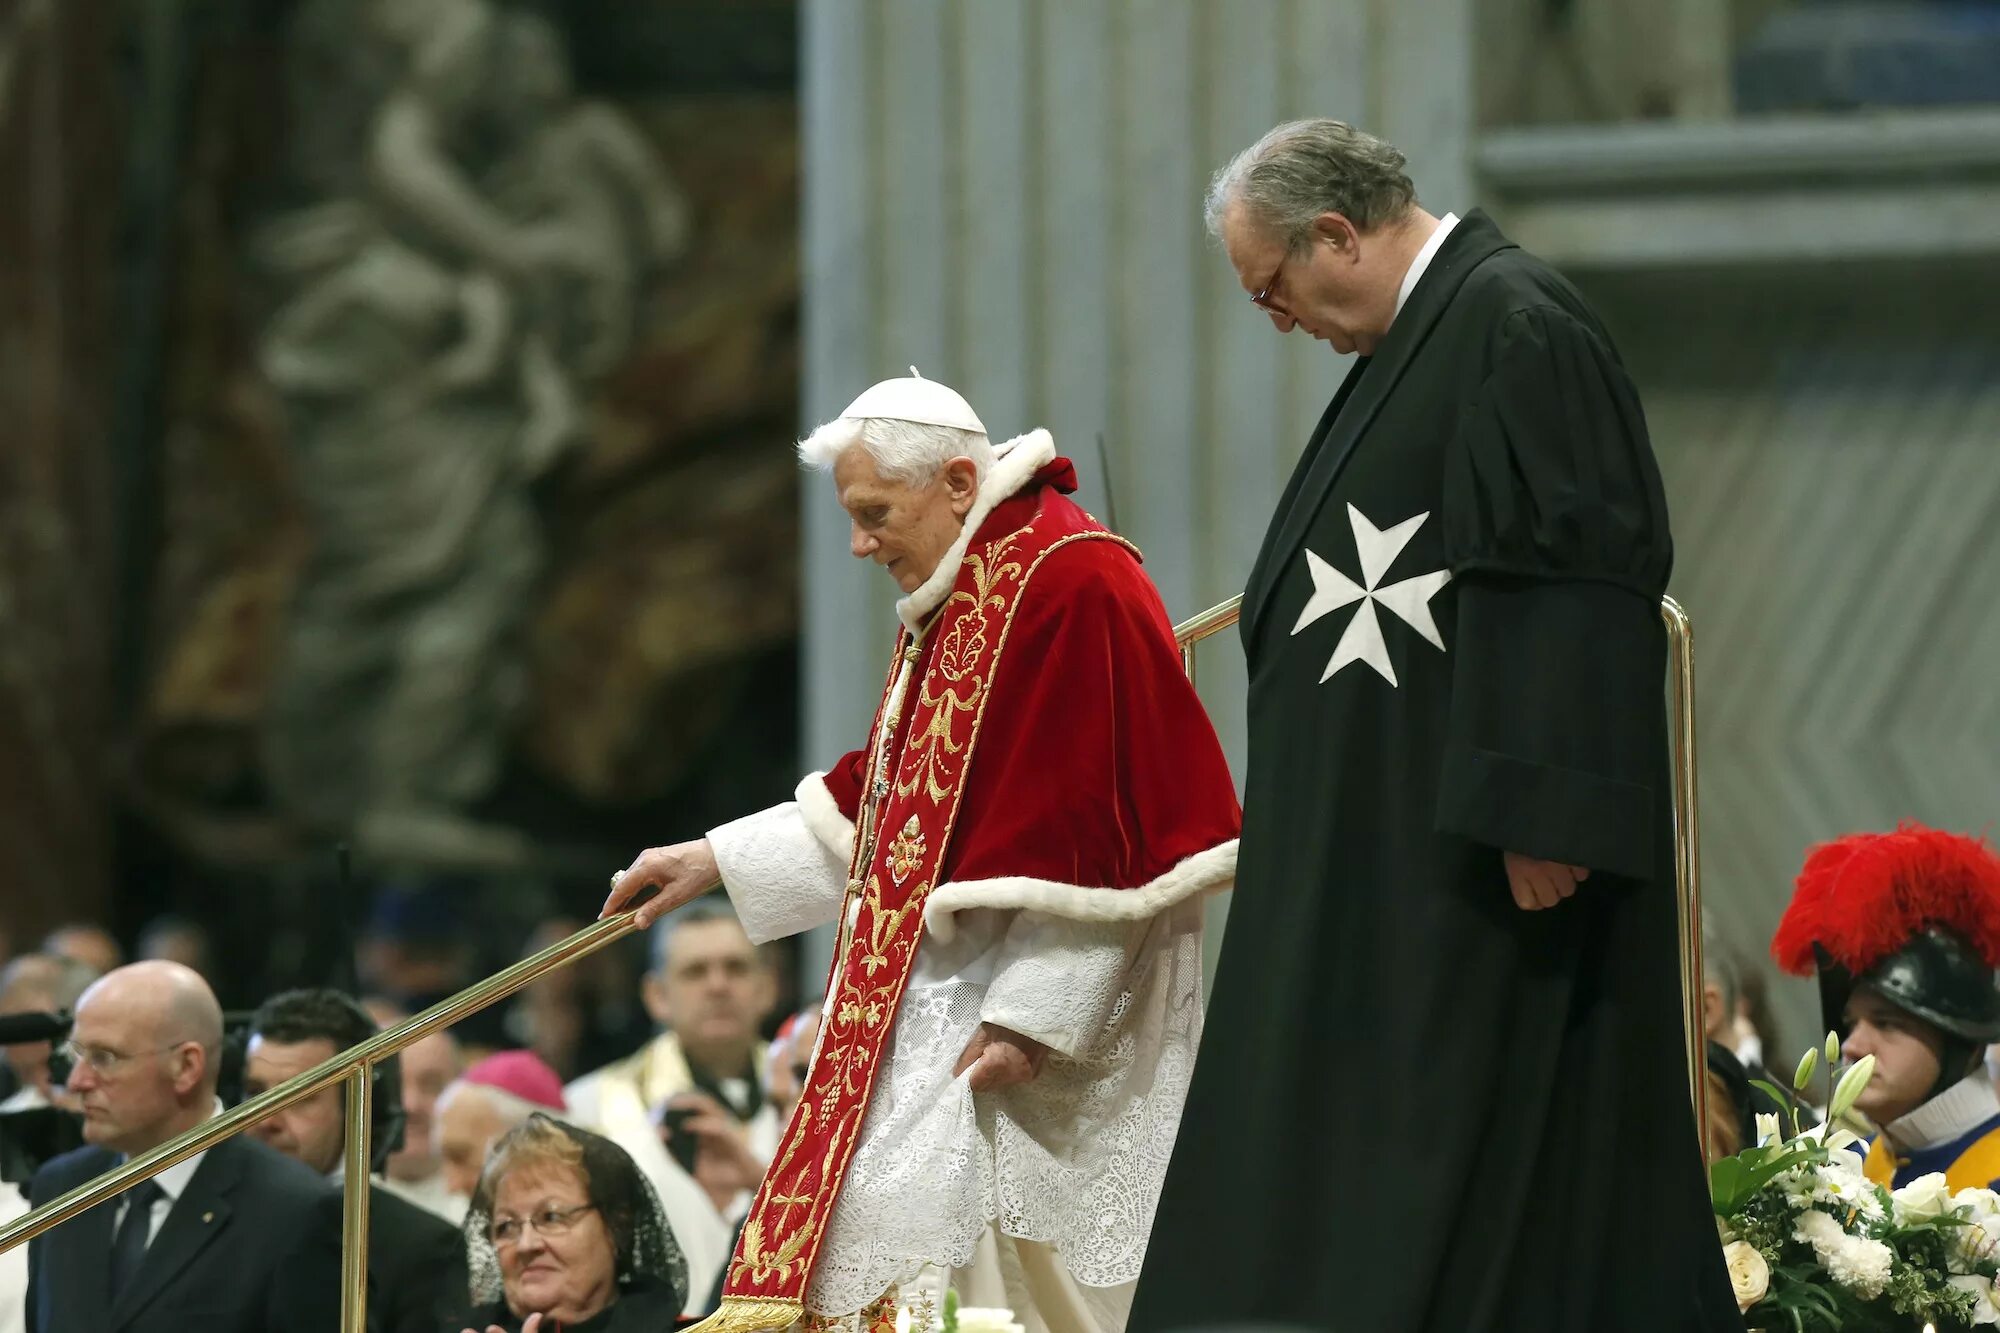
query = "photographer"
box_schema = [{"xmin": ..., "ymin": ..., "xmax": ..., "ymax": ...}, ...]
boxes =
[{"xmin": 0, "ymin": 956, "xmax": 97, "ymax": 1114}]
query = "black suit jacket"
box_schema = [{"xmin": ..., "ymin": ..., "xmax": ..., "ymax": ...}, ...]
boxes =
[
  {"xmin": 26, "ymin": 1134, "xmax": 343, "ymax": 1333},
  {"xmin": 366, "ymin": 1182, "xmax": 463, "ymax": 1333}
]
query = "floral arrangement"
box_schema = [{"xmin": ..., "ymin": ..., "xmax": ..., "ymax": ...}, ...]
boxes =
[{"xmin": 1713, "ymin": 1036, "xmax": 2000, "ymax": 1330}]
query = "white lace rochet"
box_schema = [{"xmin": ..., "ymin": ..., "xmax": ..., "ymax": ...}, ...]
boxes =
[{"xmin": 707, "ymin": 799, "xmax": 1208, "ymax": 1320}]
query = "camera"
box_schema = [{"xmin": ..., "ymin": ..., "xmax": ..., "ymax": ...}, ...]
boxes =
[
  {"xmin": 656, "ymin": 1103, "xmax": 700, "ymax": 1175},
  {"xmin": 0, "ymin": 1009, "xmax": 83, "ymax": 1185}
]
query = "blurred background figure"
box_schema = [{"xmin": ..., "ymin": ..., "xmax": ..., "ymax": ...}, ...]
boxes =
[
  {"xmin": 504, "ymin": 916, "xmax": 652, "ymax": 1084},
  {"xmin": 134, "ymin": 915, "xmax": 214, "ymax": 983},
  {"xmin": 436, "ymin": 1050, "xmax": 569, "ymax": 1206},
  {"xmin": 357, "ymin": 887, "xmax": 478, "ymax": 1020},
  {"xmin": 0, "ymin": 955, "xmax": 99, "ymax": 1114},
  {"xmin": 242, "ymin": 988, "xmax": 462, "ymax": 1333},
  {"xmin": 762, "ymin": 1004, "xmax": 821, "ymax": 1122},
  {"xmin": 37, "ymin": 927, "xmax": 121, "ymax": 980},
  {"xmin": 367, "ymin": 1009, "xmax": 468, "ymax": 1225}
]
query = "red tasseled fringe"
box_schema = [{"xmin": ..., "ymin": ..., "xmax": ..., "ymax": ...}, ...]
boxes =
[{"xmin": 1772, "ymin": 821, "xmax": 2000, "ymax": 976}]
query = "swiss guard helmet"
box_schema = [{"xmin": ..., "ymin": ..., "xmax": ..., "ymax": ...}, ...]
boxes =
[{"xmin": 1772, "ymin": 822, "xmax": 2000, "ymax": 1099}]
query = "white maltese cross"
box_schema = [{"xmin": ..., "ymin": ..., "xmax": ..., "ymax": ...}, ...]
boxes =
[{"xmin": 1290, "ymin": 504, "xmax": 1452, "ymax": 687}]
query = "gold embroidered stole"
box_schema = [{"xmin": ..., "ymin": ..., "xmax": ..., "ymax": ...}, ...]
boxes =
[{"xmin": 691, "ymin": 521, "xmax": 1114, "ymax": 1331}]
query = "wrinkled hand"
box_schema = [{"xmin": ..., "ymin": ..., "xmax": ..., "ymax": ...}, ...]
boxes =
[
  {"xmin": 603, "ymin": 839, "xmax": 721, "ymax": 929},
  {"xmin": 952, "ymin": 1023, "xmax": 1048, "ymax": 1093},
  {"xmin": 664, "ymin": 1092, "xmax": 766, "ymax": 1209},
  {"xmin": 466, "ymin": 1315, "xmax": 540, "ymax": 1333},
  {"xmin": 1504, "ymin": 851, "xmax": 1591, "ymax": 911}
]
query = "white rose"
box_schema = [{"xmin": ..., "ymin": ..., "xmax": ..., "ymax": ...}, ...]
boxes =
[
  {"xmin": 1894, "ymin": 1171, "xmax": 1954, "ymax": 1223},
  {"xmin": 1951, "ymin": 1275, "xmax": 2000, "ymax": 1327},
  {"xmin": 955, "ymin": 1308, "xmax": 1026, "ymax": 1333},
  {"xmin": 1723, "ymin": 1240, "xmax": 1769, "ymax": 1313}
]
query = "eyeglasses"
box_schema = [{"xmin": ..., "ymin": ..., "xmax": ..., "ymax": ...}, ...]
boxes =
[
  {"xmin": 1250, "ymin": 253, "xmax": 1289, "ymax": 314},
  {"xmin": 489, "ymin": 1203, "xmax": 597, "ymax": 1246},
  {"xmin": 57, "ymin": 1041, "xmax": 181, "ymax": 1076}
]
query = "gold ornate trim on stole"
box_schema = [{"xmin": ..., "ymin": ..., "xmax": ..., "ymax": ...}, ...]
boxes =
[
  {"xmin": 705, "ymin": 523, "xmax": 1129, "ymax": 1320},
  {"xmin": 683, "ymin": 1295, "xmax": 805, "ymax": 1333}
]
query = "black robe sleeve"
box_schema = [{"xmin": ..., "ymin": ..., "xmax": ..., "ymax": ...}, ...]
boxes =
[{"xmin": 1436, "ymin": 304, "xmax": 1673, "ymax": 880}]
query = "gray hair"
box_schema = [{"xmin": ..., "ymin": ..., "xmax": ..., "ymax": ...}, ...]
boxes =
[
  {"xmin": 1205, "ymin": 118, "xmax": 1417, "ymax": 251},
  {"xmin": 0, "ymin": 953, "xmax": 99, "ymax": 1012},
  {"xmin": 798, "ymin": 415, "xmax": 993, "ymax": 487}
]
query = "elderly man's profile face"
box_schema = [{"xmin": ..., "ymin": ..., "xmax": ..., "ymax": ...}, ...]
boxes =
[
  {"xmin": 833, "ymin": 446, "xmax": 980, "ymax": 593},
  {"xmin": 1221, "ymin": 201, "xmax": 1379, "ymax": 356}
]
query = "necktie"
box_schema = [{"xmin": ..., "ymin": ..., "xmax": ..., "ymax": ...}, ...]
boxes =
[{"xmin": 109, "ymin": 1178, "xmax": 164, "ymax": 1296}]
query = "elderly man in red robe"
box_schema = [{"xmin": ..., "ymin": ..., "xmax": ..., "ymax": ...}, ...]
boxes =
[{"xmin": 602, "ymin": 373, "xmax": 1241, "ymax": 1333}]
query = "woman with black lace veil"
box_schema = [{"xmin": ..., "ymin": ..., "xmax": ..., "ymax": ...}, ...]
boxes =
[{"xmin": 458, "ymin": 1113, "xmax": 688, "ymax": 1333}]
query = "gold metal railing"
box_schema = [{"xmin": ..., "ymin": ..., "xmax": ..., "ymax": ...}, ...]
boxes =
[
  {"xmin": 1170, "ymin": 593, "xmax": 1711, "ymax": 1142},
  {"xmin": 0, "ymin": 592, "xmax": 1710, "ymax": 1333},
  {"xmin": 0, "ymin": 908, "xmax": 647, "ymax": 1332}
]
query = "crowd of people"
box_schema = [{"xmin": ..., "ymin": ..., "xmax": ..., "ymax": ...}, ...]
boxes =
[
  {"xmin": 0, "ymin": 895, "xmax": 822, "ymax": 1333},
  {"xmin": 10, "ymin": 823, "xmax": 2000, "ymax": 1333}
]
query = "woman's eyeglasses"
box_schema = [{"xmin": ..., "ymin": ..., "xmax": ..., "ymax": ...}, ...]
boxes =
[{"xmin": 489, "ymin": 1203, "xmax": 597, "ymax": 1246}]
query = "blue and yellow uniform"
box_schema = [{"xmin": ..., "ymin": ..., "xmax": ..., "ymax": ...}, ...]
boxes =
[{"xmin": 1861, "ymin": 1079, "xmax": 2000, "ymax": 1192}]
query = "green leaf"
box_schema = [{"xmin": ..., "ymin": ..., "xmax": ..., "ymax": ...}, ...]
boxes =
[
  {"xmin": 1751, "ymin": 1080, "xmax": 1796, "ymax": 1117},
  {"xmin": 1710, "ymin": 1155, "xmax": 1745, "ymax": 1209}
]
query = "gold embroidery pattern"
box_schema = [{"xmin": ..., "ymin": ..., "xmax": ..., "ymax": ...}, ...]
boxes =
[
  {"xmin": 885, "ymin": 816, "xmax": 925, "ymax": 885},
  {"xmin": 894, "ymin": 530, "xmax": 1028, "ymax": 800}
]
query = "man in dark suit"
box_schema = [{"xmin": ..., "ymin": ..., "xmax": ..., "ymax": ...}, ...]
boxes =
[
  {"xmin": 245, "ymin": 989, "xmax": 464, "ymax": 1333},
  {"xmin": 26, "ymin": 961, "xmax": 343, "ymax": 1333}
]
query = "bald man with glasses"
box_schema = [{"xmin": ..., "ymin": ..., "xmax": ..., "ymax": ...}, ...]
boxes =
[{"xmin": 24, "ymin": 962, "xmax": 345, "ymax": 1333}]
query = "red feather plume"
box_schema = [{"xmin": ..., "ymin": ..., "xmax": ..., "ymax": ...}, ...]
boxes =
[{"xmin": 1772, "ymin": 822, "xmax": 2000, "ymax": 976}]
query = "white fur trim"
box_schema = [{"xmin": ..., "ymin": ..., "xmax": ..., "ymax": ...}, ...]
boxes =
[
  {"xmin": 923, "ymin": 839, "xmax": 1238, "ymax": 942},
  {"xmin": 896, "ymin": 429, "xmax": 1057, "ymax": 632},
  {"xmin": 795, "ymin": 771, "xmax": 856, "ymax": 866}
]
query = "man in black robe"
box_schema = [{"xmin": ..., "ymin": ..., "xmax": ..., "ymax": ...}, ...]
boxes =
[{"xmin": 1129, "ymin": 120, "xmax": 1741, "ymax": 1331}]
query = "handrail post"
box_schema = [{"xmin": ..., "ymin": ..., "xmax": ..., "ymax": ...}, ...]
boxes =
[
  {"xmin": 1660, "ymin": 596, "xmax": 1710, "ymax": 1145},
  {"xmin": 341, "ymin": 1066, "xmax": 371, "ymax": 1333}
]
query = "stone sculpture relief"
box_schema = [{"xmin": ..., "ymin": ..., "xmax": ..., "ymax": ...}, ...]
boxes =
[{"xmin": 256, "ymin": 0, "xmax": 690, "ymax": 868}]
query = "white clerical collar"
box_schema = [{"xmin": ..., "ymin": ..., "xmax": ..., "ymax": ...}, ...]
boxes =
[
  {"xmin": 1886, "ymin": 1074, "xmax": 2000, "ymax": 1153},
  {"xmin": 1393, "ymin": 212, "xmax": 1460, "ymax": 320},
  {"xmin": 895, "ymin": 429, "xmax": 1057, "ymax": 632},
  {"xmin": 126, "ymin": 1098, "xmax": 224, "ymax": 1204}
]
